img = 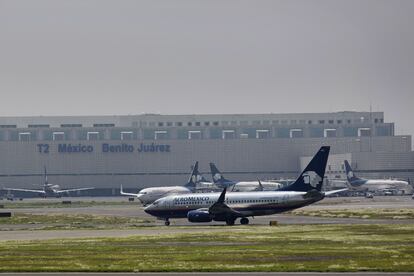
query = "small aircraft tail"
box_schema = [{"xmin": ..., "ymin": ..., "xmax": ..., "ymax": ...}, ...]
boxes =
[
  {"xmin": 184, "ymin": 161, "xmax": 203, "ymax": 191},
  {"xmin": 279, "ymin": 146, "xmax": 330, "ymax": 192},
  {"xmin": 209, "ymin": 163, "xmax": 235, "ymax": 187},
  {"xmin": 43, "ymin": 166, "xmax": 48, "ymax": 186},
  {"xmin": 344, "ymin": 160, "xmax": 360, "ymax": 183}
]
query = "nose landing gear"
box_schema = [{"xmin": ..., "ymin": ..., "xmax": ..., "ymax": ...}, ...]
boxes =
[{"xmin": 164, "ymin": 219, "xmax": 170, "ymax": 226}]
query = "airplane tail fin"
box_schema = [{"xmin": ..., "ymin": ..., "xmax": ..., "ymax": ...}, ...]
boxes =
[
  {"xmin": 344, "ymin": 160, "xmax": 359, "ymax": 182},
  {"xmin": 43, "ymin": 166, "xmax": 48, "ymax": 186},
  {"xmin": 209, "ymin": 163, "xmax": 234, "ymax": 186},
  {"xmin": 279, "ymin": 146, "xmax": 330, "ymax": 192},
  {"xmin": 184, "ymin": 161, "xmax": 203, "ymax": 191}
]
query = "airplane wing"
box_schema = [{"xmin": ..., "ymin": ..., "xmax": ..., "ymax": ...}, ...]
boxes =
[
  {"xmin": 2, "ymin": 188, "xmax": 45, "ymax": 194},
  {"xmin": 324, "ymin": 188, "xmax": 348, "ymax": 196},
  {"xmin": 56, "ymin": 187, "xmax": 94, "ymax": 194},
  {"xmin": 120, "ymin": 185, "xmax": 140, "ymax": 197},
  {"xmin": 208, "ymin": 188, "xmax": 243, "ymax": 218}
]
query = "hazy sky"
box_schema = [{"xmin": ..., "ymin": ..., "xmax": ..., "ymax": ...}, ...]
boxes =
[{"xmin": 1, "ymin": 0, "xmax": 413, "ymax": 136}]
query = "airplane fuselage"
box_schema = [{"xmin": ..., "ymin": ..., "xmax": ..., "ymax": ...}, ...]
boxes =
[
  {"xmin": 144, "ymin": 191, "xmax": 323, "ymax": 219},
  {"xmin": 349, "ymin": 179, "xmax": 412, "ymax": 193},
  {"xmin": 137, "ymin": 186, "xmax": 192, "ymax": 205}
]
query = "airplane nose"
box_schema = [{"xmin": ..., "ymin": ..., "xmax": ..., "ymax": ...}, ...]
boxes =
[{"xmin": 144, "ymin": 204, "xmax": 154, "ymax": 214}]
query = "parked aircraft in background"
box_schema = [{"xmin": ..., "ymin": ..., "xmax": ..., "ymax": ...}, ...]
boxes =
[
  {"xmin": 1, "ymin": 167, "xmax": 94, "ymax": 198},
  {"xmin": 209, "ymin": 163, "xmax": 283, "ymax": 191},
  {"xmin": 121, "ymin": 161, "xmax": 206, "ymax": 206},
  {"xmin": 344, "ymin": 160, "xmax": 413, "ymax": 195},
  {"xmin": 145, "ymin": 146, "xmax": 347, "ymax": 226}
]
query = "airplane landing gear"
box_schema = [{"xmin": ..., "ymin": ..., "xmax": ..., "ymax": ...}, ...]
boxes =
[
  {"xmin": 240, "ymin": 217, "xmax": 249, "ymax": 225},
  {"xmin": 225, "ymin": 218, "xmax": 235, "ymax": 226},
  {"xmin": 164, "ymin": 219, "xmax": 170, "ymax": 226}
]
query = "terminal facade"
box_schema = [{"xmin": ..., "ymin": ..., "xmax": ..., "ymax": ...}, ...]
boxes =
[{"xmin": 0, "ymin": 111, "xmax": 412, "ymax": 196}]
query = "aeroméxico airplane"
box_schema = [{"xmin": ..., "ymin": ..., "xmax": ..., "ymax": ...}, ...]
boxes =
[
  {"xmin": 344, "ymin": 160, "xmax": 413, "ymax": 194},
  {"xmin": 2, "ymin": 167, "xmax": 94, "ymax": 198},
  {"xmin": 209, "ymin": 163, "xmax": 283, "ymax": 191},
  {"xmin": 120, "ymin": 161, "xmax": 207, "ymax": 206},
  {"xmin": 144, "ymin": 146, "xmax": 347, "ymax": 226}
]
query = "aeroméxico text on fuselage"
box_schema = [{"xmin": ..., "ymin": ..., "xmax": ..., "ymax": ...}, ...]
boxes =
[
  {"xmin": 344, "ymin": 160, "xmax": 413, "ymax": 194},
  {"xmin": 120, "ymin": 161, "xmax": 208, "ymax": 206},
  {"xmin": 144, "ymin": 146, "xmax": 347, "ymax": 226}
]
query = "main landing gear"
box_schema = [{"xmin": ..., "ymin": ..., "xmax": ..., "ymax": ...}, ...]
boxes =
[
  {"xmin": 240, "ymin": 217, "xmax": 249, "ymax": 225},
  {"xmin": 225, "ymin": 218, "xmax": 235, "ymax": 226},
  {"xmin": 164, "ymin": 218, "xmax": 170, "ymax": 226}
]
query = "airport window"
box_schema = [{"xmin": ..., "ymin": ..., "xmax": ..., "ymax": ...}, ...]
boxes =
[
  {"xmin": 204, "ymin": 122, "xmax": 210, "ymax": 126},
  {"xmin": 252, "ymin": 120, "xmax": 261, "ymax": 125},
  {"xmin": 87, "ymin": 131, "xmax": 100, "ymax": 141},
  {"xmin": 337, "ymin": 120, "xmax": 342, "ymax": 124},
  {"xmin": 0, "ymin": 124, "xmax": 17, "ymax": 128},
  {"xmin": 141, "ymin": 122, "xmax": 147, "ymax": 127},
  {"xmin": 52, "ymin": 132, "xmax": 65, "ymax": 141},
  {"xmin": 132, "ymin": 121, "xmax": 139, "ymax": 127},
  {"xmin": 222, "ymin": 130, "xmax": 235, "ymax": 139},
  {"xmin": 231, "ymin": 121, "xmax": 237, "ymax": 125},
  {"xmin": 308, "ymin": 120, "xmax": 312, "ymax": 124},
  {"xmin": 299, "ymin": 120, "xmax": 306, "ymax": 124},
  {"xmin": 149, "ymin": 122, "xmax": 156, "ymax": 127},
  {"xmin": 380, "ymin": 118, "xmax": 384, "ymax": 123},
  {"xmin": 374, "ymin": 118, "xmax": 378, "ymax": 123},
  {"xmin": 328, "ymin": 120, "xmax": 334, "ymax": 124},
  {"xmin": 93, "ymin": 124, "xmax": 115, "ymax": 127},
  {"xmin": 319, "ymin": 120, "xmax": 325, "ymax": 124},
  {"xmin": 240, "ymin": 133, "xmax": 249, "ymax": 139},
  {"xmin": 256, "ymin": 129, "xmax": 270, "ymax": 139},
  {"xmin": 61, "ymin": 124, "xmax": 82, "ymax": 128},
  {"xmin": 276, "ymin": 128, "xmax": 290, "ymax": 138},
  {"xmin": 187, "ymin": 122, "xmax": 193, "ymax": 126},
  {"xmin": 281, "ymin": 120, "xmax": 288, "ymax": 125},
  {"xmin": 221, "ymin": 121, "xmax": 228, "ymax": 126},
  {"xmin": 28, "ymin": 124, "xmax": 50, "ymax": 128},
  {"xmin": 166, "ymin": 122, "xmax": 173, "ymax": 127},
  {"xmin": 121, "ymin": 131, "xmax": 134, "ymax": 141},
  {"xmin": 358, "ymin": 128, "xmax": 371, "ymax": 137},
  {"xmin": 188, "ymin": 130, "xmax": 202, "ymax": 140},
  {"xmin": 347, "ymin": 119, "xmax": 351, "ymax": 124},
  {"xmin": 289, "ymin": 129, "xmax": 303, "ymax": 138},
  {"xmin": 19, "ymin": 132, "xmax": 32, "ymax": 142},
  {"xmin": 263, "ymin": 120, "xmax": 270, "ymax": 125},
  {"xmin": 212, "ymin": 121, "xmax": 219, "ymax": 126},
  {"xmin": 154, "ymin": 130, "xmax": 168, "ymax": 140},
  {"xmin": 195, "ymin": 122, "xmax": 201, "ymax": 126},
  {"xmin": 324, "ymin": 129, "xmax": 337, "ymax": 138},
  {"xmin": 290, "ymin": 120, "xmax": 297, "ymax": 125},
  {"xmin": 272, "ymin": 120, "xmax": 279, "ymax": 125},
  {"xmin": 176, "ymin": 122, "xmax": 183, "ymax": 127},
  {"xmin": 344, "ymin": 127, "xmax": 358, "ymax": 137},
  {"xmin": 158, "ymin": 122, "xmax": 164, "ymax": 127},
  {"xmin": 376, "ymin": 126, "xmax": 391, "ymax": 136}
]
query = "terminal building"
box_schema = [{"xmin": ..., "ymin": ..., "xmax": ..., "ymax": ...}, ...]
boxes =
[{"xmin": 0, "ymin": 111, "xmax": 412, "ymax": 196}]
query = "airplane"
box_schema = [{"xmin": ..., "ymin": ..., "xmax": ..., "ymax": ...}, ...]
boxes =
[
  {"xmin": 209, "ymin": 162, "xmax": 283, "ymax": 191},
  {"xmin": 144, "ymin": 146, "xmax": 348, "ymax": 226},
  {"xmin": 120, "ymin": 161, "xmax": 206, "ymax": 206},
  {"xmin": 1, "ymin": 167, "xmax": 94, "ymax": 198},
  {"xmin": 344, "ymin": 160, "xmax": 413, "ymax": 195}
]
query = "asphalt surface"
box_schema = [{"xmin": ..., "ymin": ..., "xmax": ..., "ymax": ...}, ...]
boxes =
[
  {"xmin": 1, "ymin": 273, "xmax": 414, "ymax": 276},
  {"xmin": 0, "ymin": 195, "xmax": 413, "ymax": 241}
]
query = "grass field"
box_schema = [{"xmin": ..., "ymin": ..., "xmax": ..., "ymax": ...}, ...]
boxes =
[
  {"xmin": 0, "ymin": 213, "xmax": 154, "ymax": 230},
  {"xmin": 292, "ymin": 208, "xmax": 414, "ymax": 219},
  {"xmin": 0, "ymin": 224, "xmax": 413, "ymax": 272}
]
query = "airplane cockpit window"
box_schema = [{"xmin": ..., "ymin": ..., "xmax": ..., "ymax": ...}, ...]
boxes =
[{"xmin": 139, "ymin": 191, "xmax": 147, "ymax": 195}]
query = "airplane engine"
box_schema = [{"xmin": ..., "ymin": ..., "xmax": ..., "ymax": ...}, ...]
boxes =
[{"xmin": 187, "ymin": 209, "xmax": 212, "ymax": 223}]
